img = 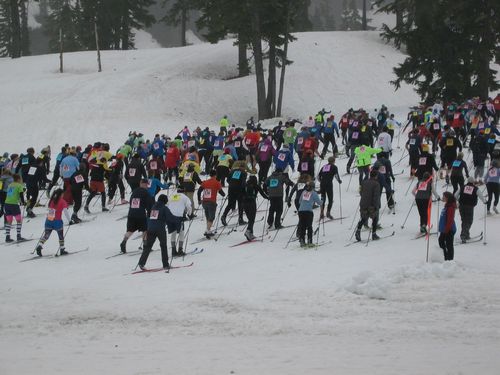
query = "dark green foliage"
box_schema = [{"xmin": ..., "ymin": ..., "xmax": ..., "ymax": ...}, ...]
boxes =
[
  {"xmin": 341, "ymin": 0, "xmax": 362, "ymax": 31},
  {"xmin": 376, "ymin": 0, "xmax": 500, "ymax": 102},
  {"xmin": 45, "ymin": 0, "xmax": 83, "ymax": 52}
]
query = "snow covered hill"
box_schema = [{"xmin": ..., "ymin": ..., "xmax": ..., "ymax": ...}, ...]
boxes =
[
  {"xmin": 1, "ymin": 32, "xmax": 499, "ymax": 375},
  {"xmin": 0, "ymin": 31, "xmax": 418, "ymax": 152}
]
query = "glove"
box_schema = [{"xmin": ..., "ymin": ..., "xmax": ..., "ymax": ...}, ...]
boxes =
[
  {"xmin": 391, "ymin": 176, "xmax": 395, "ymax": 183},
  {"xmin": 339, "ymin": 180, "xmax": 343, "ymax": 184}
]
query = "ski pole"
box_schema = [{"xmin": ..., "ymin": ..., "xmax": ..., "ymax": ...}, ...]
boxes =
[
  {"xmin": 365, "ymin": 224, "xmax": 372, "ymax": 247},
  {"xmin": 55, "ymin": 224, "xmax": 72, "ymax": 256},
  {"xmin": 271, "ymin": 203, "xmax": 290, "ymax": 242},
  {"xmin": 261, "ymin": 198, "xmax": 270, "ymax": 242},
  {"xmin": 213, "ymin": 195, "xmax": 228, "ymax": 232},
  {"xmin": 346, "ymin": 170, "xmax": 354, "ymax": 192},
  {"xmin": 339, "ymin": 183, "xmax": 343, "ymax": 224},
  {"xmin": 348, "ymin": 205, "xmax": 359, "ymax": 230},
  {"xmin": 483, "ymin": 201, "xmax": 487, "ymax": 245},
  {"xmin": 401, "ymin": 201, "xmax": 415, "ymax": 229},
  {"xmin": 405, "ymin": 177, "xmax": 415, "ymax": 196},
  {"xmin": 284, "ymin": 224, "xmax": 298, "ymax": 249},
  {"xmin": 393, "ymin": 149, "xmax": 408, "ymax": 167},
  {"xmin": 31, "ymin": 229, "xmax": 47, "ymax": 254}
]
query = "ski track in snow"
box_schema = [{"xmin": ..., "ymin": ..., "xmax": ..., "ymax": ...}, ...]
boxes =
[{"xmin": 1, "ymin": 31, "xmax": 500, "ymax": 374}]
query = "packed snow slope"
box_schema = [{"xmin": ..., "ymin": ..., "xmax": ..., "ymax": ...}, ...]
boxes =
[
  {"xmin": 1, "ymin": 32, "xmax": 500, "ymax": 374},
  {"xmin": 0, "ymin": 31, "xmax": 419, "ymax": 152}
]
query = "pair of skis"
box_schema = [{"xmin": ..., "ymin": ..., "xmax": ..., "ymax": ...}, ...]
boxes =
[{"xmin": 20, "ymin": 247, "xmax": 90, "ymax": 262}]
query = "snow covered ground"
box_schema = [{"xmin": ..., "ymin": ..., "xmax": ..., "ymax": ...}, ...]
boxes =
[{"xmin": 1, "ymin": 32, "xmax": 500, "ymax": 374}]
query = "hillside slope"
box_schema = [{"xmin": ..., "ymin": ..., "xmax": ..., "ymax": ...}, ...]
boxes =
[{"xmin": 0, "ymin": 31, "xmax": 417, "ymax": 151}]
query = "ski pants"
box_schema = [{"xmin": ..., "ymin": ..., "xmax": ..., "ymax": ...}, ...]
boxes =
[
  {"xmin": 459, "ymin": 205, "xmax": 474, "ymax": 240},
  {"xmin": 416, "ymin": 198, "xmax": 430, "ymax": 227},
  {"xmin": 26, "ymin": 185, "xmax": 39, "ymax": 210},
  {"xmin": 268, "ymin": 197, "xmax": 283, "ymax": 228},
  {"xmin": 223, "ymin": 190, "xmax": 243, "ymax": 220},
  {"xmin": 486, "ymin": 182, "xmax": 499, "ymax": 211},
  {"xmin": 438, "ymin": 232, "xmax": 454, "ymax": 261},
  {"xmin": 320, "ymin": 183, "xmax": 333, "ymax": 213},
  {"xmin": 108, "ymin": 178, "xmax": 125, "ymax": 200},
  {"xmin": 450, "ymin": 175, "xmax": 464, "ymax": 195},
  {"xmin": 258, "ymin": 160, "xmax": 272, "ymax": 185},
  {"xmin": 298, "ymin": 211, "xmax": 314, "ymax": 243},
  {"xmin": 139, "ymin": 228, "xmax": 169, "ymax": 268},
  {"xmin": 243, "ymin": 200, "xmax": 257, "ymax": 233}
]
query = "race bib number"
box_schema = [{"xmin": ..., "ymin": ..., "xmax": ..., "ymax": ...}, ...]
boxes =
[
  {"xmin": 131, "ymin": 198, "xmax": 140, "ymax": 209},
  {"xmin": 454, "ymin": 114, "xmax": 460, "ymax": 120},
  {"xmin": 203, "ymin": 189, "xmax": 212, "ymax": 199},
  {"xmin": 232, "ymin": 171, "xmax": 241, "ymax": 180},
  {"xmin": 433, "ymin": 123, "xmax": 440, "ymax": 130},
  {"xmin": 147, "ymin": 180, "xmax": 152, "ymax": 188},
  {"xmin": 409, "ymin": 139, "xmax": 416, "ymax": 145},
  {"xmin": 234, "ymin": 141, "xmax": 241, "ymax": 148},
  {"xmin": 419, "ymin": 157, "xmax": 427, "ymax": 166},
  {"xmin": 361, "ymin": 126, "xmax": 366, "ymax": 132},
  {"xmin": 260, "ymin": 145, "xmax": 268, "ymax": 152},
  {"xmin": 269, "ymin": 179, "xmax": 278, "ymax": 188},
  {"xmin": 301, "ymin": 162, "xmax": 308, "ymax": 171},
  {"xmin": 171, "ymin": 194, "xmax": 181, "ymax": 202},
  {"xmin": 478, "ymin": 122, "xmax": 485, "ymax": 129},
  {"xmin": 352, "ymin": 132, "xmax": 359, "ymax": 140},
  {"xmin": 47, "ymin": 208, "xmax": 56, "ymax": 221},
  {"xmin": 278, "ymin": 153, "xmax": 286, "ymax": 161},
  {"xmin": 0, "ymin": 181, "xmax": 3, "ymax": 190},
  {"xmin": 379, "ymin": 166, "xmax": 386, "ymax": 174},
  {"xmin": 188, "ymin": 141, "xmax": 195, "ymax": 148},
  {"xmin": 245, "ymin": 139, "xmax": 251, "ymax": 145},
  {"xmin": 484, "ymin": 128, "xmax": 491, "ymax": 134},
  {"xmin": 446, "ymin": 139, "xmax": 454, "ymax": 146},
  {"xmin": 285, "ymin": 131, "xmax": 292, "ymax": 138},
  {"xmin": 378, "ymin": 138, "xmax": 384, "ymax": 145},
  {"xmin": 214, "ymin": 141, "xmax": 220, "ymax": 147},
  {"xmin": 150, "ymin": 161, "xmax": 157, "ymax": 170},
  {"xmin": 63, "ymin": 164, "xmax": 70, "ymax": 172},
  {"xmin": 28, "ymin": 167, "xmax": 37, "ymax": 176},
  {"xmin": 184, "ymin": 172, "xmax": 192, "ymax": 181},
  {"xmin": 463, "ymin": 186, "xmax": 474, "ymax": 195},
  {"xmin": 153, "ymin": 143, "xmax": 160, "ymax": 150},
  {"xmin": 304, "ymin": 140, "xmax": 312, "ymax": 148},
  {"xmin": 418, "ymin": 182, "xmax": 428, "ymax": 191},
  {"xmin": 489, "ymin": 169, "xmax": 498, "ymax": 177},
  {"xmin": 22, "ymin": 157, "xmax": 29, "ymax": 165},
  {"xmin": 129, "ymin": 168, "xmax": 136, "ymax": 177},
  {"xmin": 297, "ymin": 137, "xmax": 304, "ymax": 145},
  {"xmin": 302, "ymin": 192, "xmax": 312, "ymax": 201},
  {"xmin": 150, "ymin": 210, "xmax": 159, "ymax": 220},
  {"xmin": 322, "ymin": 164, "xmax": 331, "ymax": 172},
  {"xmin": 452, "ymin": 160, "xmax": 461, "ymax": 168},
  {"xmin": 75, "ymin": 175, "xmax": 84, "ymax": 183},
  {"xmin": 359, "ymin": 146, "xmax": 366, "ymax": 153}
]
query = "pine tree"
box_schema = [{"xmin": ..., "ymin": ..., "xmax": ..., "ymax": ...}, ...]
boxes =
[
  {"xmin": 341, "ymin": 0, "xmax": 362, "ymax": 31},
  {"xmin": 0, "ymin": 2, "xmax": 11, "ymax": 57},
  {"xmin": 45, "ymin": 0, "xmax": 83, "ymax": 53},
  {"xmin": 376, "ymin": 0, "xmax": 500, "ymax": 102}
]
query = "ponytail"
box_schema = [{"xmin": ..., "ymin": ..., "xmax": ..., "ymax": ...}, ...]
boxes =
[{"xmin": 49, "ymin": 188, "xmax": 64, "ymax": 207}]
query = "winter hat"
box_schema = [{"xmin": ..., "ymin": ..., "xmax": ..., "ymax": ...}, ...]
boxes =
[{"xmin": 157, "ymin": 194, "xmax": 168, "ymax": 204}]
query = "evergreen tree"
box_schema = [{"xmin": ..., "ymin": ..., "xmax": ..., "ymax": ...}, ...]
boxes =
[
  {"xmin": 341, "ymin": 0, "xmax": 362, "ymax": 31},
  {"xmin": 376, "ymin": 0, "xmax": 499, "ymax": 102},
  {"xmin": 45, "ymin": 0, "xmax": 83, "ymax": 53},
  {"xmin": 0, "ymin": 2, "xmax": 11, "ymax": 57}
]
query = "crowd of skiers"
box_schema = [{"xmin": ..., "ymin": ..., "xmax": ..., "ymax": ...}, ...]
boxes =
[{"xmin": 1, "ymin": 94, "xmax": 499, "ymax": 266}]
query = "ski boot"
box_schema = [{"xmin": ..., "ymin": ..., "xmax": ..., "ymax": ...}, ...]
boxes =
[
  {"xmin": 221, "ymin": 215, "xmax": 228, "ymax": 226},
  {"xmin": 238, "ymin": 218, "xmax": 247, "ymax": 225},
  {"xmin": 17, "ymin": 235, "xmax": 26, "ymax": 242},
  {"xmin": 372, "ymin": 232, "xmax": 380, "ymax": 241},
  {"xmin": 6, "ymin": 235, "xmax": 13, "ymax": 243},
  {"xmin": 36, "ymin": 245, "xmax": 42, "ymax": 256},
  {"xmin": 120, "ymin": 240, "xmax": 127, "ymax": 254},
  {"xmin": 245, "ymin": 230, "xmax": 256, "ymax": 241},
  {"xmin": 102, "ymin": 207, "xmax": 109, "ymax": 212},
  {"xmin": 355, "ymin": 229, "xmax": 361, "ymax": 242},
  {"xmin": 59, "ymin": 248, "xmax": 68, "ymax": 256}
]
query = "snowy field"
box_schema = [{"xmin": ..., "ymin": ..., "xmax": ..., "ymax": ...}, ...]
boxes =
[{"xmin": 1, "ymin": 32, "xmax": 500, "ymax": 374}]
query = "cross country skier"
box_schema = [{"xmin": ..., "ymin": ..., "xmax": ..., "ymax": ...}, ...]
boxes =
[
  {"xmin": 264, "ymin": 168, "xmax": 294, "ymax": 230},
  {"xmin": 455, "ymin": 177, "xmax": 486, "ymax": 242},
  {"xmin": 35, "ymin": 188, "xmax": 71, "ymax": 256},
  {"xmin": 120, "ymin": 179, "xmax": 153, "ymax": 254},
  {"xmin": 4, "ymin": 174, "xmax": 26, "ymax": 242},
  {"xmin": 318, "ymin": 156, "xmax": 342, "ymax": 219},
  {"xmin": 25, "ymin": 157, "xmax": 50, "ymax": 218},
  {"xmin": 165, "ymin": 188, "xmax": 193, "ymax": 256},
  {"xmin": 484, "ymin": 160, "xmax": 500, "ymax": 215},
  {"xmin": 297, "ymin": 181, "xmax": 323, "ymax": 247},
  {"xmin": 197, "ymin": 170, "xmax": 226, "ymax": 238},
  {"xmin": 69, "ymin": 163, "xmax": 89, "ymax": 224},
  {"xmin": 84, "ymin": 158, "xmax": 110, "ymax": 213},
  {"xmin": 412, "ymin": 172, "xmax": 440, "ymax": 234},
  {"xmin": 355, "ymin": 169, "xmax": 381, "ymax": 241},
  {"xmin": 242, "ymin": 175, "xmax": 268, "ymax": 241},
  {"xmin": 438, "ymin": 191, "xmax": 457, "ymax": 261},
  {"xmin": 373, "ymin": 152, "xmax": 395, "ymax": 212},
  {"xmin": 59, "ymin": 150, "xmax": 80, "ymax": 204},
  {"xmin": 449, "ymin": 152, "xmax": 469, "ymax": 194},
  {"xmin": 354, "ymin": 144, "xmax": 382, "ymax": 187},
  {"xmin": 221, "ymin": 161, "xmax": 247, "ymax": 226},
  {"xmin": 137, "ymin": 193, "xmax": 179, "ymax": 271},
  {"xmin": 126, "ymin": 153, "xmax": 147, "ymax": 191},
  {"xmin": 108, "ymin": 154, "xmax": 127, "ymax": 205}
]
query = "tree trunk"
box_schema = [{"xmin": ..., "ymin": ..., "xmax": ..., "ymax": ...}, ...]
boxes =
[
  {"xmin": 237, "ymin": 36, "xmax": 249, "ymax": 77},
  {"xmin": 277, "ymin": 7, "xmax": 290, "ymax": 118},
  {"xmin": 9, "ymin": 0, "xmax": 21, "ymax": 58},
  {"xmin": 265, "ymin": 40, "xmax": 277, "ymax": 118},
  {"xmin": 395, "ymin": 0, "xmax": 403, "ymax": 29},
  {"xmin": 95, "ymin": 21, "xmax": 102, "ymax": 72},
  {"xmin": 251, "ymin": 10, "xmax": 266, "ymax": 120},
  {"xmin": 59, "ymin": 28, "xmax": 63, "ymax": 73},
  {"xmin": 362, "ymin": 0, "xmax": 367, "ymax": 31},
  {"xmin": 181, "ymin": 7, "xmax": 187, "ymax": 46},
  {"xmin": 19, "ymin": 0, "xmax": 30, "ymax": 55},
  {"xmin": 121, "ymin": 2, "xmax": 130, "ymax": 50}
]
